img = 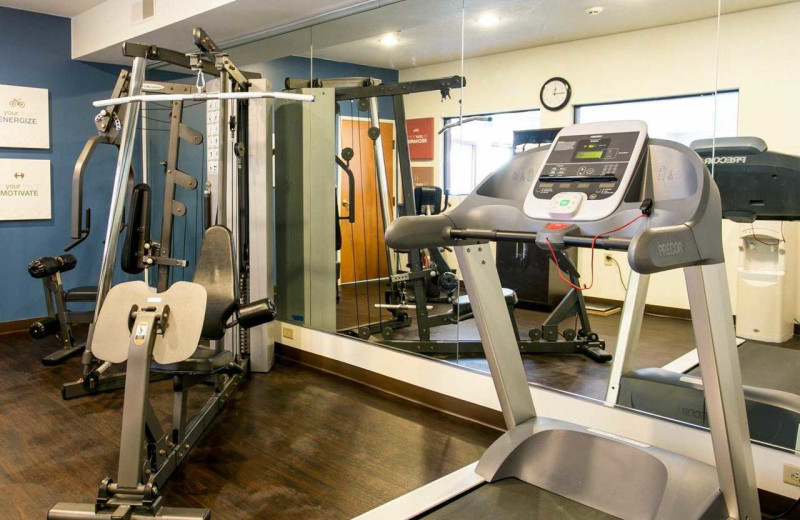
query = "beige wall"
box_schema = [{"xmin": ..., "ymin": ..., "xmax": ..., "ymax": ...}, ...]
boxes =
[{"xmin": 399, "ymin": 2, "xmax": 800, "ymax": 317}]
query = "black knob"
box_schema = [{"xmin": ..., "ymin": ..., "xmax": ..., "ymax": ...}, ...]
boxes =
[{"xmin": 28, "ymin": 257, "xmax": 60, "ymax": 278}]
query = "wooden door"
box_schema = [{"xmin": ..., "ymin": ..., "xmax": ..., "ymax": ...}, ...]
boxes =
[{"xmin": 339, "ymin": 119, "xmax": 395, "ymax": 283}]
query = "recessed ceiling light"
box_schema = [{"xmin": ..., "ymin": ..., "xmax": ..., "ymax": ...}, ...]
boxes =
[
  {"xmin": 379, "ymin": 33, "xmax": 399, "ymax": 46},
  {"xmin": 477, "ymin": 13, "xmax": 500, "ymax": 27},
  {"xmin": 585, "ymin": 6, "xmax": 603, "ymax": 15}
]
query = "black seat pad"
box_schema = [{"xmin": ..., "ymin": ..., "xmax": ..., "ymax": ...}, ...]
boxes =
[
  {"xmin": 65, "ymin": 286, "xmax": 98, "ymax": 302},
  {"xmin": 152, "ymin": 346, "xmax": 233, "ymax": 374},
  {"xmin": 453, "ymin": 287, "xmax": 517, "ymax": 316},
  {"xmin": 192, "ymin": 226, "xmax": 237, "ymax": 340}
]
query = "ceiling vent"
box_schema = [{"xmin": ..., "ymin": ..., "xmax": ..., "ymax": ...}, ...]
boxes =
[{"xmin": 131, "ymin": 0, "xmax": 155, "ymax": 25}]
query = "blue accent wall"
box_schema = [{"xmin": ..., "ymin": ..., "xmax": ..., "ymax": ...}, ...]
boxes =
[
  {"xmin": 0, "ymin": 7, "xmax": 188, "ymax": 322},
  {"xmin": 0, "ymin": 7, "xmax": 139, "ymax": 322},
  {"xmin": 0, "ymin": 6, "xmax": 399, "ymax": 323}
]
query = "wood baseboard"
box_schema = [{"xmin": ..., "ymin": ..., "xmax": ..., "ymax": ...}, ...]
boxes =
[
  {"xmin": 0, "ymin": 317, "xmax": 41, "ymax": 336},
  {"xmin": 275, "ymin": 342, "xmax": 505, "ymax": 431},
  {"xmin": 587, "ymin": 297, "xmax": 800, "ymax": 334},
  {"xmin": 585, "ymin": 296, "xmax": 692, "ymax": 320}
]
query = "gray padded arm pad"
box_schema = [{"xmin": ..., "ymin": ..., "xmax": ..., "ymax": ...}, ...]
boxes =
[{"xmin": 384, "ymin": 214, "xmax": 458, "ymax": 250}]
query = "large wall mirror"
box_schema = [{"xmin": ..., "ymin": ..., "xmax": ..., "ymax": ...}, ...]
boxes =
[
  {"xmin": 601, "ymin": 0, "xmax": 800, "ymax": 456},
  {"xmin": 254, "ymin": 0, "xmax": 798, "ymax": 456}
]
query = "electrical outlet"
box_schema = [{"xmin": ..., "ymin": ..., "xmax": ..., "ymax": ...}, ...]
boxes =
[
  {"xmin": 785, "ymin": 463, "xmax": 800, "ymax": 487},
  {"xmin": 604, "ymin": 254, "xmax": 613, "ymax": 266},
  {"xmin": 282, "ymin": 327, "xmax": 294, "ymax": 340}
]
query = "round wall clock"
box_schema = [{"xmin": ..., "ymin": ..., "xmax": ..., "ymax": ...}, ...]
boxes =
[{"xmin": 540, "ymin": 77, "xmax": 571, "ymax": 111}]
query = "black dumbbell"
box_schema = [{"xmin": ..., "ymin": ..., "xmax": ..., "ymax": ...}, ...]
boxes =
[{"xmin": 30, "ymin": 317, "xmax": 60, "ymax": 339}]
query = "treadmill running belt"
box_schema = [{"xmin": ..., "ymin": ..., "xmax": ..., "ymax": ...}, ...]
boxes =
[
  {"xmin": 688, "ymin": 342, "xmax": 800, "ymax": 394},
  {"xmin": 419, "ymin": 479, "xmax": 619, "ymax": 519}
]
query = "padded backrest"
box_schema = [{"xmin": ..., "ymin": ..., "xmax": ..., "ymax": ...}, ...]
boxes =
[
  {"xmin": 414, "ymin": 185, "xmax": 443, "ymax": 215},
  {"xmin": 121, "ymin": 183, "xmax": 151, "ymax": 275},
  {"xmin": 192, "ymin": 226, "xmax": 238, "ymax": 340}
]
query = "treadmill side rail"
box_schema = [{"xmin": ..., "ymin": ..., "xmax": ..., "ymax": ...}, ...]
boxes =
[
  {"xmin": 684, "ymin": 263, "xmax": 761, "ymax": 520},
  {"xmin": 605, "ymin": 271, "xmax": 650, "ymax": 403},
  {"xmin": 456, "ymin": 245, "xmax": 536, "ymax": 428}
]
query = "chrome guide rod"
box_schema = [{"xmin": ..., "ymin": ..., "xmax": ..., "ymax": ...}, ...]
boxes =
[
  {"xmin": 83, "ymin": 56, "xmax": 146, "ymax": 368},
  {"xmin": 367, "ymin": 97, "xmax": 395, "ymax": 275}
]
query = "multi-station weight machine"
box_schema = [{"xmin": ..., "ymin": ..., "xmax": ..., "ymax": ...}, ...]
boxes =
[
  {"xmin": 49, "ymin": 28, "xmax": 313, "ymax": 520},
  {"xmin": 48, "ymin": 29, "xmax": 284, "ymax": 400}
]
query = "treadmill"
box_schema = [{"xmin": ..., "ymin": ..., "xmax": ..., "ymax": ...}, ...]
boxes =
[
  {"xmin": 608, "ymin": 137, "xmax": 800, "ymax": 452},
  {"xmin": 357, "ymin": 121, "xmax": 761, "ymax": 519}
]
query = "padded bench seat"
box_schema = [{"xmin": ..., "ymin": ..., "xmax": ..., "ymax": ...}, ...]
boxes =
[
  {"xmin": 453, "ymin": 287, "xmax": 518, "ymax": 316},
  {"xmin": 152, "ymin": 346, "xmax": 234, "ymax": 374},
  {"xmin": 65, "ymin": 286, "xmax": 98, "ymax": 302}
]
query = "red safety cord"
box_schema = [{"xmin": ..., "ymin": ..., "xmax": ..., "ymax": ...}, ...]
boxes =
[
  {"xmin": 749, "ymin": 221, "xmax": 784, "ymax": 246},
  {"xmin": 545, "ymin": 213, "xmax": 649, "ymax": 291}
]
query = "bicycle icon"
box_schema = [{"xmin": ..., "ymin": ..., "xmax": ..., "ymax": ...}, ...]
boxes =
[{"xmin": 9, "ymin": 98, "xmax": 25, "ymax": 108}]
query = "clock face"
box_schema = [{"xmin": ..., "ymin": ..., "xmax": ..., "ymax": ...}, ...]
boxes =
[{"xmin": 540, "ymin": 77, "xmax": 571, "ymax": 111}]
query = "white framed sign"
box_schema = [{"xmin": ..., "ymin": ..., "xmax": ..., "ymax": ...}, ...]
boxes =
[
  {"xmin": 0, "ymin": 84, "xmax": 50, "ymax": 149},
  {"xmin": 0, "ymin": 158, "xmax": 51, "ymax": 221}
]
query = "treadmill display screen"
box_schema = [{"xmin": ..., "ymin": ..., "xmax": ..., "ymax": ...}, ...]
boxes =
[
  {"xmin": 573, "ymin": 138, "xmax": 611, "ymax": 161},
  {"xmin": 532, "ymin": 131, "xmax": 641, "ymax": 201},
  {"xmin": 575, "ymin": 150, "xmax": 603, "ymax": 160}
]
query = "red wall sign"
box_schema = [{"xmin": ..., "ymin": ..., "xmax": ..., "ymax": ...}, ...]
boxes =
[{"xmin": 406, "ymin": 117, "xmax": 434, "ymax": 160}]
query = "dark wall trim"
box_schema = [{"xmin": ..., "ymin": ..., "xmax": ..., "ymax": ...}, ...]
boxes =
[
  {"xmin": 0, "ymin": 317, "xmax": 40, "ymax": 336},
  {"xmin": 276, "ymin": 342, "xmax": 505, "ymax": 431}
]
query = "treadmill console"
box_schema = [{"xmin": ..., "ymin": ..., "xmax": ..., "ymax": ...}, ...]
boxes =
[{"xmin": 523, "ymin": 121, "xmax": 648, "ymax": 221}]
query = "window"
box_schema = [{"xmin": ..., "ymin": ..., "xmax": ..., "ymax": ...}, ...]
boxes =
[
  {"xmin": 575, "ymin": 91, "xmax": 739, "ymax": 146},
  {"xmin": 444, "ymin": 110, "xmax": 540, "ymax": 195}
]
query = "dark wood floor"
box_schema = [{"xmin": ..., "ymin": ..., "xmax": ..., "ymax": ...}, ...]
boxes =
[
  {"xmin": 0, "ymin": 330, "xmax": 498, "ymax": 520},
  {"xmin": 3, "ymin": 326, "xmax": 799, "ymax": 519},
  {"xmin": 336, "ymin": 279, "xmax": 698, "ymax": 400}
]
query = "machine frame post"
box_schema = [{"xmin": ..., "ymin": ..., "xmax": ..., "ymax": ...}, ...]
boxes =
[
  {"xmin": 117, "ymin": 310, "xmax": 160, "ymax": 489},
  {"xmin": 392, "ymin": 94, "xmax": 431, "ymax": 337}
]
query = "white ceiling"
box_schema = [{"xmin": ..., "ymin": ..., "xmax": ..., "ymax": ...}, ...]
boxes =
[
  {"xmin": 72, "ymin": 0, "xmax": 385, "ymax": 64},
  {"xmin": 0, "ymin": 0, "xmax": 103, "ymax": 17},
  {"xmin": 3, "ymin": 0, "xmax": 795, "ymax": 70},
  {"xmin": 310, "ymin": 0, "xmax": 798, "ymax": 69}
]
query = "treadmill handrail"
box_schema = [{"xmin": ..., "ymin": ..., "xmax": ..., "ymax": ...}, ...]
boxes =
[{"xmin": 448, "ymin": 228, "xmax": 631, "ymax": 250}]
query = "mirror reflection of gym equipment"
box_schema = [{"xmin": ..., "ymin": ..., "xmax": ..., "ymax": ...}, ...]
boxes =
[
  {"xmin": 2, "ymin": 1, "xmax": 799, "ymax": 519},
  {"xmin": 607, "ymin": 137, "xmax": 800, "ymax": 452},
  {"xmin": 293, "ymin": 78, "xmax": 613, "ymax": 363}
]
